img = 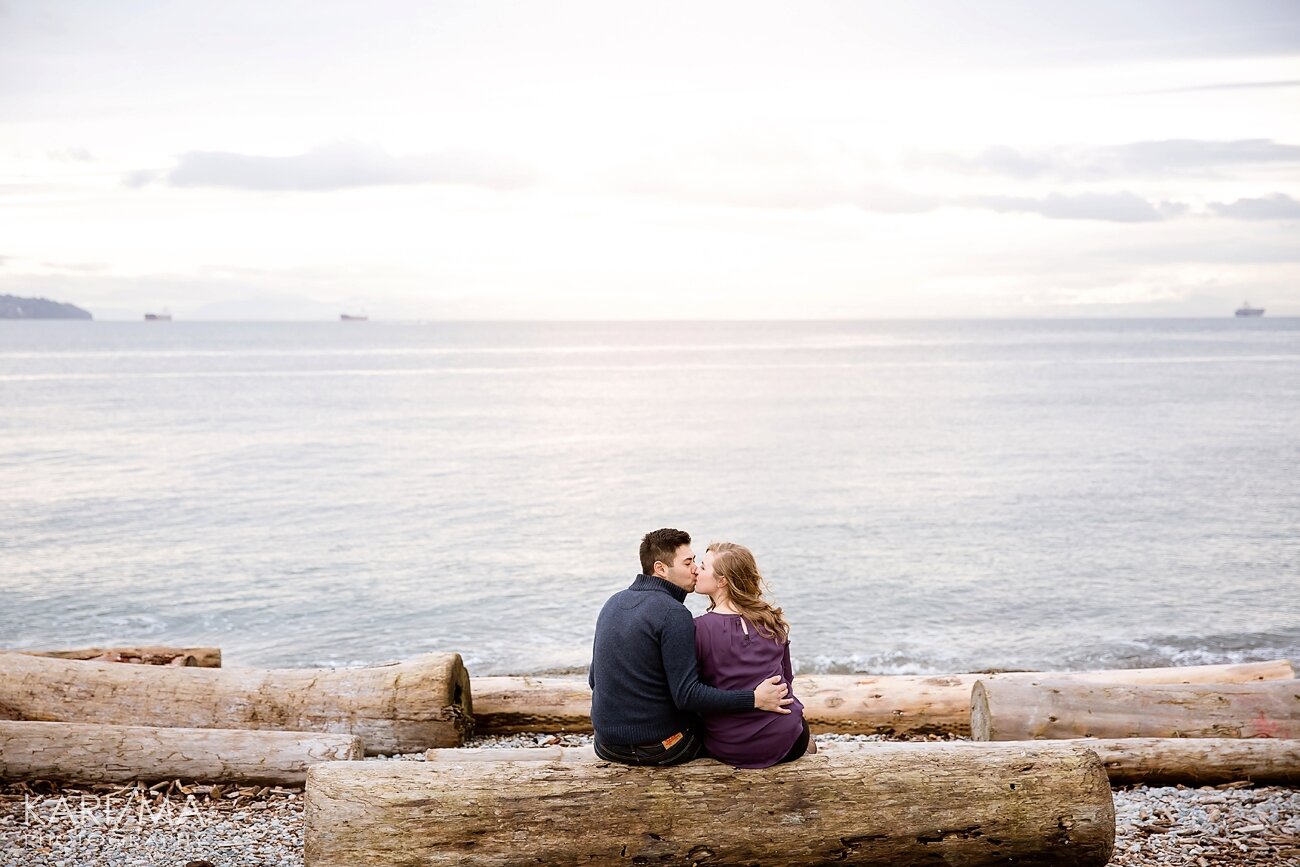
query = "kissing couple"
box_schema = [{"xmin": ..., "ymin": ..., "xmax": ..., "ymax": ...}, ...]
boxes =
[{"xmin": 589, "ymin": 527, "xmax": 816, "ymax": 768}]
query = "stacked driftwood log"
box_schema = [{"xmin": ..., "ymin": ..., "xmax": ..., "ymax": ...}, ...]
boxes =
[
  {"xmin": 2, "ymin": 647, "xmax": 1296, "ymax": 866},
  {"xmin": 0, "ymin": 647, "xmax": 471, "ymax": 784}
]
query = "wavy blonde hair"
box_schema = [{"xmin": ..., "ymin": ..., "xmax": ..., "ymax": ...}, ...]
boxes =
[{"xmin": 706, "ymin": 542, "xmax": 789, "ymax": 643}]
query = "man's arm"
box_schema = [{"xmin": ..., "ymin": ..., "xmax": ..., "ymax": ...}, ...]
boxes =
[{"xmin": 660, "ymin": 607, "xmax": 791, "ymax": 714}]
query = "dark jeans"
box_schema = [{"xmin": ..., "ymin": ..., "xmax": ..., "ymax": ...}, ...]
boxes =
[
  {"xmin": 594, "ymin": 728, "xmax": 704, "ymax": 766},
  {"xmin": 776, "ymin": 719, "xmax": 812, "ymax": 764}
]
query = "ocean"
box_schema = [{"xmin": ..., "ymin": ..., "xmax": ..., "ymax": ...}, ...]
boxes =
[{"xmin": 1, "ymin": 318, "xmax": 1297, "ymax": 676}]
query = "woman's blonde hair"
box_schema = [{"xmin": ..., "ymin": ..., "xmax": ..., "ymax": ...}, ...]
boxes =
[{"xmin": 706, "ymin": 542, "xmax": 789, "ymax": 643}]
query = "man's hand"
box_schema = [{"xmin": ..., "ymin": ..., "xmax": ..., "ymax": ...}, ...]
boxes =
[{"xmin": 753, "ymin": 675, "xmax": 793, "ymax": 714}]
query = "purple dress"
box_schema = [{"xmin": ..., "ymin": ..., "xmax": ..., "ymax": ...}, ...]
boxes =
[{"xmin": 693, "ymin": 612, "xmax": 806, "ymax": 768}]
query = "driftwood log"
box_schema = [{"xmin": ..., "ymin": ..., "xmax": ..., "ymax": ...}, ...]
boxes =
[
  {"xmin": 821, "ymin": 739, "xmax": 1300, "ymax": 787},
  {"xmin": 471, "ymin": 660, "xmax": 1295, "ymax": 736},
  {"xmin": 0, "ymin": 652, "xmax": 471, "ymax": 753},
  {"xmin": 15, "ymin": 646, "xmax": 222, "ymax": 667},
  {"xmin": 971, "ymin": 678, "xmax": 1300, "ymax": 741},
  {"xmin": 305, "ymin": 744, "xmax": 1115, "ymax": 866},
  {"xmin": 426, "ymin": 737, "xmax": 1300, "ymax": 786},
  {"xmin": 0, "ymin": 720, "xmax": 362, "ymax": 784}
]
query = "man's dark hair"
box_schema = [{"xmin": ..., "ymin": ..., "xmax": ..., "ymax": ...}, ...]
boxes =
[{"xmin": 640, "ymin": 528, "xmax": 691, "ymax": 575}]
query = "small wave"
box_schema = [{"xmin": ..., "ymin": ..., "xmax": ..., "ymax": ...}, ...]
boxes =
[
  {"xmin": 1062, "ymin": 632, "xmax": 1300, "ymax": 671},
  {"xmin": 795, "ymin": 650, "xmax": 992, "ymax": 677}
]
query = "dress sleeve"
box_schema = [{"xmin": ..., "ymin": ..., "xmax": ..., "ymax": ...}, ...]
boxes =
[{"xmin": 781, "ymin": 640, "xmax": 795, "ymax": 685}]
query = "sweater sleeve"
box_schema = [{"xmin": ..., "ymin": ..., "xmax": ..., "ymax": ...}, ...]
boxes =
[
  {"xmin": 781, "ymin": 641, "xmax": 795, "ymax": 685},
  {"xmin": 660, "ymin": 605, "xmax": 754, "ymax": 714}
]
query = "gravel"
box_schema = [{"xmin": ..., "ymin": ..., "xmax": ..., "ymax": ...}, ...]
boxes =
[{"xmin": 3, "ymin": 733, "xmax": 1296, "ymax": 866}]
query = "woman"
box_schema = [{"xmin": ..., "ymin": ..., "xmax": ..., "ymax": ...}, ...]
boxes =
[{"xmin": 693, "ymin": 542, "xmax": 815, "ymax": 768}]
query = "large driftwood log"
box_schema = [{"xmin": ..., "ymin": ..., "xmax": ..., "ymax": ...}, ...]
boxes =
[
  {"xmin": 471, "ymin": 660, "xmax": 1295, "ymax": 736},
  {"xmin": 821, "ymin": 739, "xmax": 1300, "ymax": 787},
  {"xmin": 469, "ymin": 676, "xmax": 594, "ymax": 733},
  {"xmin": 0, "ymin": 721, "xmax": 362, "ymax": 784},
  {"xmin": 426, "ymin": 738, "xmax": 1300, "ymax": 786},
  {"xmin": 305, "ymin": 744, "xmax": 1115, "ymax": 866},
  {"xmin": 0, "ymin": 653, "xmax": 471, "ymax": 754},
  {"xmin": 15, "ymin": 646, "xmax": 222, "ymax": 667},
  {"xmin": 971, "ymin": 678, "xmax": 1300, "ymax": 741}
]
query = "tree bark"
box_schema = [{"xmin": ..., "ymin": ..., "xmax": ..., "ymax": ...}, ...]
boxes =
[
  {"xmin": 14, "ymin": 646, "xmax": 222, "ymax": 667},
  {"xmin": 471, "ymin": 660, "xmax": 1295, "ymax": 736},
  {"xmin": 426, "ymin": 738, "xmax": 1300, "ymax": 787},
  {"xmin": 424, "ymin": 746, "xmax": 598, "ymax": 762},
  {"xmin": 0, "ymin": 720, "xmax": 362, "ymax": 784},
  {"xmin": 971, "ymin": 678, "xmax": 1300, "ymax": 741},
  {"xmin": 0, "ymin": 652, "xmax": 472, "ymax": 754},
  {"xmin": 305, "ymin": 744, "xmax": 1115, "ymax": 866},
  {"xmin": 821, "ymin": 738, "xmax": 1300, "ymax": 787}
]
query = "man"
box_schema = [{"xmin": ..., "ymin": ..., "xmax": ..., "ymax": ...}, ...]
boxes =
[{"xmin": 589, "ymin": 527, "xmax": 792, "ymax": 765}]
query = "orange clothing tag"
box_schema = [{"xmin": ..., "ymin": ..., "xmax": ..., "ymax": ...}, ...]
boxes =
[{"xmin": 661, "ymin": 732, "xmax": 683, "ymax": 749}]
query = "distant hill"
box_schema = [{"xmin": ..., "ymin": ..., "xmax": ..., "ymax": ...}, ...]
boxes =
[{"xmin": 0, "ymin": 294, "xmax": 93, "ymax": 320}]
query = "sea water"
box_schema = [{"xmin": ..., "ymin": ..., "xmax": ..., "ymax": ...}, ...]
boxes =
[{"xmin": 1, "ymin": 318, "xmax": 1297, "ymax": 675}]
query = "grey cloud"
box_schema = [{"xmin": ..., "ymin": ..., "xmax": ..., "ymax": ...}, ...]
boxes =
[
  {"xmin": 910, "ymin": 139, "xmax": 1300, "ymax": 180},
  {"xmin": 1113, "ymin": 139, "xmax": 1300, "ymax": 173},
  {"xmin": 1208, "ymin": 193, "xmax": 1300, "ymax": 220},
  {"xmin": 123, "ymin": 169, "xmax": 158, "ymax": 187},
  {"xmin": 966, "ymin": 191, "xmax": 1172, "ymax": 222},
  {"xmin": 126, "ymin": 141, "xmax": 536, "ymax": 192}
]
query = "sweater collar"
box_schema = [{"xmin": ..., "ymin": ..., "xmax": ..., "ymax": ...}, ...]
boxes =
[{"xmin": 631, "ymin": 573, "xmax": 688, "ymax": 603}]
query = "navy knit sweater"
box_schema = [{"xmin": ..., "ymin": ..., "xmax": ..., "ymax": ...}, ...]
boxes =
[{"xmin": 589, "ymin": 574, "xmax": 754, "ymax": 745}]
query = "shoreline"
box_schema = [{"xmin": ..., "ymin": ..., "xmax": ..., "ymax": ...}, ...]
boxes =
[{"xmin": 4, "ymin": 732, "xmax": 1296, "ymax": 866}]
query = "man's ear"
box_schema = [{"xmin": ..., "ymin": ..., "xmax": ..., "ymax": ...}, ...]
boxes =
[{"xmin": 653, "ymin": 560, "xmax": 668, "ymax": 577}]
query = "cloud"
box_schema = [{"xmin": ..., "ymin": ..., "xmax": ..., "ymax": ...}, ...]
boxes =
[
  {"xmin": 964, "ymin": 191, "xmax": 1179, "ymax": 222},
  {"xmin": 909, "ymin": 139, "xmax": 1300, "ymax": 180},
  {"xmin": 1208, "ymin": 193, "xmax": 1300, "ymax": 220},
  {"xmin": 125, "ymin": 141, "xmax": 536, "ymax": 192}
]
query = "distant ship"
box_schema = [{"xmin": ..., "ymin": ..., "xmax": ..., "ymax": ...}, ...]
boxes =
[
  {"xmin": 1234, "ymin": 301, "xmax": 1265, "ymax": 318},
  {"xmin": 144, "ymin": 309, "xmax": 172, "ymax": 321},
  {"xmin": 340, "ymin": 313, "xmax": 368, "ymax": 321}
]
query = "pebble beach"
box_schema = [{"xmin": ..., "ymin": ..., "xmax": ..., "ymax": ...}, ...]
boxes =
[{"xmin": 4, "ymin": 732, "xmax": 1296, "ymax": 866}]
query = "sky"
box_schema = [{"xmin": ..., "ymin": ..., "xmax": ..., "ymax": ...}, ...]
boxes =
[{"xmin": 1, "ymin": 0, "xmax": 1299, "ymax": 320}]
